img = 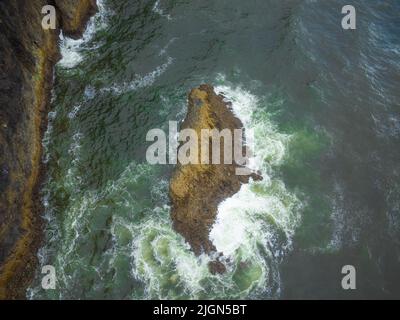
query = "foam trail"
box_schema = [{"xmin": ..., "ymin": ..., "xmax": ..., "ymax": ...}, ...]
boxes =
[
  {"xmin": 152, "ymin": 0, "xmax": 172, "ymax": 20},
  {"xmin": 100, "ymin": 57, "xmax": 173, "ymax": 95}
]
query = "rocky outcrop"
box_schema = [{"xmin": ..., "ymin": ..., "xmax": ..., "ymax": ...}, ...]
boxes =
[
  {"xmin": 0, "ymin": 0, "xmax": 97, "ymax": 299},
  {"xmin": 55, "ymin": 0, "xmax": 97, "ymax": 39},
  {"xmin": 169, "ymin": 85, "xmax": 262, "ymax": 274}
]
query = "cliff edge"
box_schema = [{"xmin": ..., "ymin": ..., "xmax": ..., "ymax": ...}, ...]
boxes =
[{"xmin": 0, "ymin": 0, "xmax": 97, "ymax": 299}]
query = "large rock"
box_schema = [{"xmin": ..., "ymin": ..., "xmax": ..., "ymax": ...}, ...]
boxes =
[{"xmin": 169, "ymin": 84, "xmax": 261, "ymax": 274}]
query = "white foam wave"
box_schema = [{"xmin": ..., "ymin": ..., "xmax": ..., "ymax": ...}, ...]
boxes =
[
  {"xmin": 152, "ymin": 0, "xmax": 172, "ymax": 21},
  {"xmin": 59, "ymin": 0, "xmax": 108, "ymax": 69},
  {"xmin": 68, "ymin": 104, "xmax": 81, "ymax": 119},
  {"xmin": 210, "ymin": 82, "xmax": 302, "ymax": 290},
  {"xmin": 100, "ymin": 57, "xmax": 173, "ymax": 94}
]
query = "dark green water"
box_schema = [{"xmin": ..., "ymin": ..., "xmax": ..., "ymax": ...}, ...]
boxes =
[{"xmin": 28, "ymin": 0, "xmax": 400, "ymax": 299}]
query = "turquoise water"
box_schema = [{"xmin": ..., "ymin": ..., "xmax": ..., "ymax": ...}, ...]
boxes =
[{"xmin": 29, "ymin": 0, "xmax": 400, "ymax": 299}]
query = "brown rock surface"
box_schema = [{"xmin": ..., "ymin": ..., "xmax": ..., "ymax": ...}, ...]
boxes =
[
  {"xmin": 0, "ymin": 0, "xmax": 97, "ymax": 299},
  {"xmin": 55, "ymin": 0, "xmax": 98, "ymax": 39},
  {"xmin": 169, "ymin": 84, "xmax": 262, "ymax": 273}
]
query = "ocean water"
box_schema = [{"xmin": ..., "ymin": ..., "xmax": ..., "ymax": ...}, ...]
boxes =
[{"xmin": 28, "ymin": 0, "xmax": 400, "ymax": 299}]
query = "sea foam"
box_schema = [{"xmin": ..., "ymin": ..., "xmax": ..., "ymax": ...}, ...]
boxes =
[{"xmin": 59, "ymin": 0, "xmax": 108, "ymax": 69}]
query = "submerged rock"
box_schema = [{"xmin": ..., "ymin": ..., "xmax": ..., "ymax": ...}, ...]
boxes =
[{"xmin": 169, "ymin": 84, "xmax": 262, "ymax": 274}]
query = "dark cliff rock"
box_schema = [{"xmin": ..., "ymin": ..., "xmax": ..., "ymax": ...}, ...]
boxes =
[
  {"xmin": 169, "ymin": 84, "xmax": 262, "ymax": 274},
  {"xmin": 0, "ymin": 0, "xmax": 97, "ymax": 299}
]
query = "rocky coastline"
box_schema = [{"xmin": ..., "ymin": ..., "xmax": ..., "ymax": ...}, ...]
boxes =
[
  {"xmin": 0, "ymin": 0, "xmax": 97, "ymax": 299},
  {"xmin": 1, "ymin": 1, "xmax": 259, "ymax": 297}
]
